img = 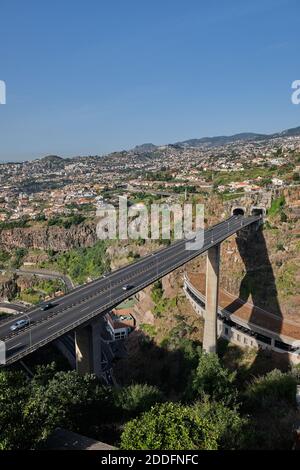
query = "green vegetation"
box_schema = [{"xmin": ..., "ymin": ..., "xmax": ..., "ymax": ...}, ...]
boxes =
[
  {"xmin": 11, "ymin": 248, "xmax": 28, "ymax": 268},
  {"xmin": 113, "ymin": 384, "xmax": 164, "ymax": 420},
  {"xmin": 277, "ymin": 261, "xmax": 299, "ymax": 297},
  {"xmin": 151, "ymin": 281, "xmax": 179, "ymax": 318},
  {"xmin": 0, "ymin": 366, "xmax": 164, "ymax": 450},
  {"xmin": 17, "ymin": 278, "xmax": 64, "ymax": 304},
  {"xmin": 145, "ymin": 171, "xmax": 173, "ymax": 181},
  {"xmin": 242, "ymin": 369, "xmax": 298, "ymax": 449},
  {"xmin": 268, "ymin": 195, "xmax": 286, "ymax": 218},
  {"xmin": 120, "ymin": 401, "xmax": 246, "ymax": 450},
  {"xmin": 47, "ymin": 214, "xmax": 86, "ymax": 229},
  {"xmin": 40, "ymin": 240, "xmax": 110, "ymax": 284},
  {"xmin": 0, "ymin": 249, "xmax": 10, "ymax": 268},
  {"xmin": 0, "ymin": 349, "xmax": 299, "ymax": 450},
  {"xmin": 187, "ymin": 353, "xmax": 238, "ymax": 406},
  {"xmin": 18, "ymin": 288, "xmax": 41, "ymax": 304},
  {"xmin": 35, "ymin": 278, "xmax": 65, "ymax": 295},
  {"xmin": 0, "ymin": 248, "xmax": 28, "ymax": 269},
  {"xmin": 139, "ymin": 323, "xmax": 157, "ymax": 337},
  {"xmin": 204, "ymin": 167, "xmax": 278, "ymax": 187},
  {"xmin": 153, "ymin": 297, "xmax": 176, "ymax": 318},
  {"xmin": 0, "ymin": 218, "xmax": 30, "ymax": 230},
  {"xmin": 244, "ymin": 369, "xmax": 296, "ymax": 410},
  {"xmin": 151, "ymin": 280, "xmax": 163, "ymax": 303},
  {"xmin": 220, "ymin": 192, "xmax": 245, "ymax": 201}
]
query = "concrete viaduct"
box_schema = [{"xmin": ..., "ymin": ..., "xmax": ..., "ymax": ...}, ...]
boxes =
[{"xmin": 0, "ymin": 207, "xmax": 264, "ymax": 377}]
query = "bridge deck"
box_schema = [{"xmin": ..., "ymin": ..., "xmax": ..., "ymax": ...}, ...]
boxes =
[{"xmin": 0, "ymin": 215, "xmax": 260, "ymax": 365}]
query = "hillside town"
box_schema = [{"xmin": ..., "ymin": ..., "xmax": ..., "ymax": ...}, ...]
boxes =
[{"xmin": 0, "ymin": 132, "xmax": 299, "ymax": 223}]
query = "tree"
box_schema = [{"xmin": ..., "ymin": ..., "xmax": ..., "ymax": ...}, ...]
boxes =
[
  {"xmin": 25, "ymin": 368, "xmax": 114, "ymax": 441},
  {"xmin": 244, "ymin": 369, "xmax": 297, "ymax": 411},
  {"xmin": 0, "ymin": 370, "xmax": 33, "ymax": 450},
  {"xmin": 120, "ymin": 400, "xmax": 246, "ymax": 450},
  {"xmin": 243, "ymin": 369, "xmax": 298, "ymax": 450},
  {"xmin": 187, "ymin": 353, "xmax": 238, "ymax": 406},
  {"xmin": 114, "ymin": 384, "xmax": 164, "ymax": 420},
  {"xmin": 0, "ymin": 365, "xmax": 117, "ymax": 449}
]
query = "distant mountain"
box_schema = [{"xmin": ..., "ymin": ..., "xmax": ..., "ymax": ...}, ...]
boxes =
[
  {"xmin": 174, "ymin": 132, "xmax": 268, "ymax": 148},
  {"xmin": 133, "ymin": 143, "xmax": 157, "ymax": 153},
  {"xmin": 273, "ymin": 125, "xmax": 300, "ymax": 138},
  {"xmin": 173, "ymin": 126, "xmax": 300, "ymax": 149},
  {"xmin": 34, "ymin": 155, "xmax": 66, "ymax": 169},
  {"xmin": 39, "ymin": 155, "xmax": 64, "ymax": 163}
]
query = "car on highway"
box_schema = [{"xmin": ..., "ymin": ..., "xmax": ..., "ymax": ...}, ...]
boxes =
[
  {"xmin": 122, "ymin": 284, "xmax": 134, "ymax": 291},
  {"xmin": 40, "ymin": 302, "xmax": 54, "ymax": 311},
  {"xmin": 10, "ymin": 319, "xmax": 29, "ymax": 331}
]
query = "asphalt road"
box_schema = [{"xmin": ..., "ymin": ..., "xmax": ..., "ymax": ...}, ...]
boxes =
[
  {"xmin": 0, "ymin": 268, "xmax": 74, "ymax": 291},
  {"xmin": 0, "ymin": 214, "xmax": 260, "ymax": 365}
]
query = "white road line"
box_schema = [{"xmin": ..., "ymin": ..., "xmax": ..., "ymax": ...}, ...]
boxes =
[
  {"xmin": 80, "ymin": 305, "xmax": 93, "ymax": 312},
  {"xmin": 7, "ymin": 342, "xmax": 22, "ymax": 351},
  {"xmin": 47, "ymin": 322, "xmax": 61, "ymax": 330}
]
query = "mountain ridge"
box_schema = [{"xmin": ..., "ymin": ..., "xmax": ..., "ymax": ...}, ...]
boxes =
[{"xmin": 173, "ymin": 126, "xmax": 300, "ymax": 148}]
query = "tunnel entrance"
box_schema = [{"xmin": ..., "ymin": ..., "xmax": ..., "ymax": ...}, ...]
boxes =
[
  {"xmin": 232, "ymin": 207, "xmax": 245, "ymax": 216},
  {"xmin": 251, "ymin": 207, "xmax": 266, "ymax": 217}
]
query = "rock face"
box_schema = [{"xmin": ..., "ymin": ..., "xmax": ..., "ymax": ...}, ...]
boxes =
[
  {"xmin": 0, "ymin": 275, "xmax": 20, "ymax": 301},
  {"xmin": 0, "ymin": 222, "xmax": 98, "ymax": 252}
]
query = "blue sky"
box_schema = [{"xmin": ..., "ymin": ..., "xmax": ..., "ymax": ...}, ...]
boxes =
[{"xmin": 0, "ymin": 0, "xmax": 300, "ymax": 161}]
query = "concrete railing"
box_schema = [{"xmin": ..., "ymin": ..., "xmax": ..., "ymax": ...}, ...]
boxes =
[{"xmin": 184, "ymin": 274, "xmax": 300, "ymax": 364}]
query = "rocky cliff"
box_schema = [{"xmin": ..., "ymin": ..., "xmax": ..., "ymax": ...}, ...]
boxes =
[
  {"xmin": 0, "ymin": 222, "xmax": 98, "ymax": 252},
  {"xmin": 0, "ymin": 274, "xmax": 20, "ymax": 301}
]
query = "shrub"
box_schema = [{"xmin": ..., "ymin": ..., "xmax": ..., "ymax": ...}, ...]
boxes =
[{"xmin": 120, "ymin": 400, "xmax": 246, "ymax": 450}]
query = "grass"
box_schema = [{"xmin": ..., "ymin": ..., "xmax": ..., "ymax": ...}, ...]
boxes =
[
  {"xmin": 268, "ymin": 195, "xmax": 286, "ymax": 217},
  {"xmin": 277, "ymin": 261, "xmax": 299, "ymax": 297},
  {"xmin": 220, "ymin": 192, "xmax": 245, "ymax": 201},
  {"xmin": 139, "ymin": 324, "xmax": 157, "ymax": 337}
]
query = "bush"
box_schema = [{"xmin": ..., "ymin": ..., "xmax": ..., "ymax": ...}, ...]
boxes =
[
  {"xmin": 113, "ymin": 384, "xmax": 164, "ymax": 419},
  {"xmin": 120, "ymin": 400, "xmax": 246, "ymax": 450},
  {"xmin": 188, "ymin": 353, "xmax": 238, "ymax": 406},
  {"xmin": 244, "ymin": 369, "xmax": 297, "ymax": 411},
  {"xmin": 43, "ymin": 240, "xmax": 110, "ymax": 284},
  {"xmin": 0, "ymin": 366, "xmax": 116, "ymax": 449}
]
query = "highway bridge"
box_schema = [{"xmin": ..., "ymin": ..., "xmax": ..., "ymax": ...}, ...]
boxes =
[{"xmin": 0, "ymin": 214, "xmax": 261, "ymax": 372}]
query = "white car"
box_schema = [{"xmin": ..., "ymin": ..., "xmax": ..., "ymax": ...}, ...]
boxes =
[{"xmin": 10, "ymin": 319, "xmax": 29, "ymax": 331}]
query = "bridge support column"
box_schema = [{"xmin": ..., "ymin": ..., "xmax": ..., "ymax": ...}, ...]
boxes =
[
  {"xmin": 75, "ymin": 320, "xmax": 102, "ymax": 377},
  {"xmin": 203, "ymin": 243, "xmax": 220, "ymax": 354}
]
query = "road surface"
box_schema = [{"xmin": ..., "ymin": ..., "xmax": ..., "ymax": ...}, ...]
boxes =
[{"xmin": 0, "ymin": 215, "xmax": 259, "ymax": 365}]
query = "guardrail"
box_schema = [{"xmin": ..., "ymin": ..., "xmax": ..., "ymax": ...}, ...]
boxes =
[{"xmin": 3, "ymin": 215, "xmax": 260, "ymax": 364}]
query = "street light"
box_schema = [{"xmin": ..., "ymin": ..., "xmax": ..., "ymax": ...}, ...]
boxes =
[{"xmin": 23, "ymin": 312, "xmax": 32, "ymax": 349}]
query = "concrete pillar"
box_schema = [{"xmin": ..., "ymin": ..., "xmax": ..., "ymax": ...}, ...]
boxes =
[
  {"xmin": 75, "ymin": 319, "xmax": 102, "ymax": 377},
  {"xmin": 203, "ymin": 243, "xmax": 221, "ymax": 353}
]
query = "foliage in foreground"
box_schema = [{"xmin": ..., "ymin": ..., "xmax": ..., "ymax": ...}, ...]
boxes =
[
  {"xmin": 0, "ymin": 353, "xmax": 299, "ymax": 450},
  {"xmin": 120, "ymin": 400, "xmax": 246, "ymax": 450},
  {"xmin": 0, "ymin": 366, "xmax": 163, "ymax": 450},
  {"xmin": 188, "ymin": 353, "xmax": 238, "ymax": 406}
]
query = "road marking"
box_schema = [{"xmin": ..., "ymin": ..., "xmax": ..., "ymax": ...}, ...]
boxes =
[
  {"xmin": 47, "ymin": 322, "xmax": 61, "ymax": 330},
  {"xmin": 7, "ymin": 342, "xmax": 22, "ymax": 351},
  {"xmin": 80, "ymin": 305, "xmax": 92, "ymax": 312}
]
